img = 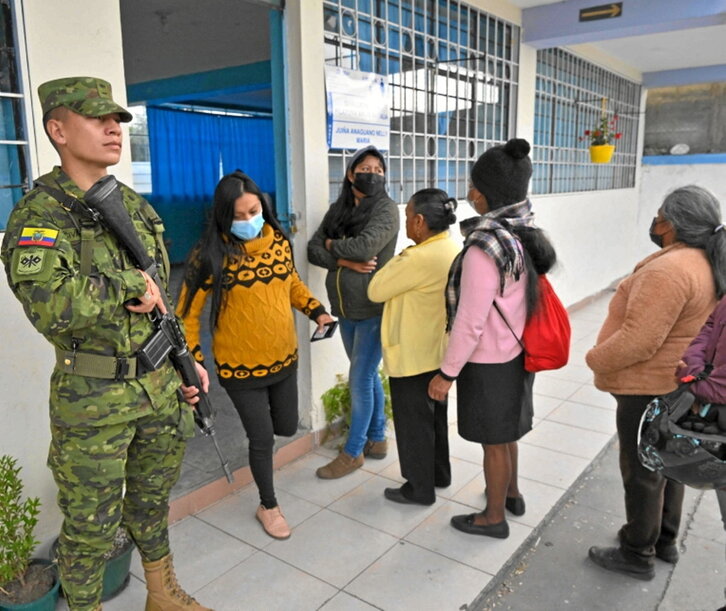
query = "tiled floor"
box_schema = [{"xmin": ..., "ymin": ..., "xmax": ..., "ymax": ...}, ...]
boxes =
[{"xmin": 62, "ymin": 291, "xmax": 618, "ymax": 611}]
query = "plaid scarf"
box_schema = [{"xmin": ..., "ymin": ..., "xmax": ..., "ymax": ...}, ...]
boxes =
[{"xmin": 445, "ymin": 199, "xmax": 535, "ymax": 330}]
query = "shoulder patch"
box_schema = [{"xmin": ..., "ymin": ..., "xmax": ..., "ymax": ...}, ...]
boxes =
[
  {"xmin": 18, "ymin": 227, "xmax": 59, "ymax": 248},
  {"xmin": 15, "ymin": 250, "xmax": 47, "ymax": 275}
]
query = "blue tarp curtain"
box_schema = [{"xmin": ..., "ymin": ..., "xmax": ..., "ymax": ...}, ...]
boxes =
[{"xmin": 147, "ymin": 106, "xmax": 275, "ymax": 203}]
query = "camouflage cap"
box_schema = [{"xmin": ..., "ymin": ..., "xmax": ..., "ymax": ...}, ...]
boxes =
[{"xmin": 38, "ymin": 76, "xmax": 132, "ymax": 122}]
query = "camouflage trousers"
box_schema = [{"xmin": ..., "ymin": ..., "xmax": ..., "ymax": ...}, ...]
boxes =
[{"xmin": 48, "ymin": 399, "xmax": 187, "ymax": 611}]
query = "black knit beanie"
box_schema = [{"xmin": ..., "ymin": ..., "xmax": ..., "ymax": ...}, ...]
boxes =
[{"xmin": 470, "ymin": 138, "xmax": 532, "ymax": 210}]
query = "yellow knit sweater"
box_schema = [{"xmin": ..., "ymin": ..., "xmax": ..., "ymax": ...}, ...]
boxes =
[{"xmin": 177, "ymin": 224, "xmax": 325, "ymax": 387}]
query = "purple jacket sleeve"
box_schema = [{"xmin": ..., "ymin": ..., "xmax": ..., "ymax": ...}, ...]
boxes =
[
  {"xmin": 679, "ymin": 311, "xmax": 713, "ymax": 376},
  {"xmin": 680, "ymin": 301, "xmax": 726, "ymax": 403}
]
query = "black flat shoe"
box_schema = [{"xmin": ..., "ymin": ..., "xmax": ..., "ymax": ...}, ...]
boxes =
[
  {"xmin": 450, "ymin": 514, "xmax": 509, "ymax": 538},
  {"xmin": 483, "ymin": 490, "xmax": 526, "ymax": 516},
  {"xmin": 383, "ymin": 487, "xmax": 434, "ymax": 506},
  {"xmin": 588, "ymin": 546, "xmax": 654, "ymax": 581},
  {"xmin": 505, "ymin": 496, "xmax": 526, "ymax": 516}
]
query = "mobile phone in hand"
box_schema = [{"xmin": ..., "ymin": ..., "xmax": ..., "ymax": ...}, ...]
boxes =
[{"xmin": 311, "ymin": 320, "xmax": 338, "ymax": 342}]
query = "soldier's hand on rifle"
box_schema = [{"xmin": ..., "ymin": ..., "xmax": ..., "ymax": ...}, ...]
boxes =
[
  {"xmin": 180, "ymin": 362, "xmax": 210, "ymax": 406},
  {"xmin": 126, "ymin": 270, "xmax": 167, "ymax": 314}
]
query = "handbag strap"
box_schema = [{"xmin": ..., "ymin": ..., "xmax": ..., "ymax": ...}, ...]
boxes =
[{"xmin": 492, "ymin": 300, "xmax": 526, "ymax": 353}]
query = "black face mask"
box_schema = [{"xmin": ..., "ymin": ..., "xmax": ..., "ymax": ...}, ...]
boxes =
[
  {"xmin": 649, "ymin": 217, "xmax": 665, "ymax": 249},
  {"xmin": 353, "ymin": 172, "xmax": 386, "ymax": 197}
]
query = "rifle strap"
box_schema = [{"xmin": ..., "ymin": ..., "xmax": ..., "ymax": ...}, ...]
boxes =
[{"xmin": 35, "ymin": 182, "xmax": 99, "ymax": 276}]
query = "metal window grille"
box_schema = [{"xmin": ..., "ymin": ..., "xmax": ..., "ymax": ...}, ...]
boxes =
[
  {"xmin": 532, "ymin": 48, "xmax": 640, "ymax": 195},
  {"xmin": 323, "ymin": 0, "xmax": 519, "ymax": 204},
  {"xmin": 1, "ymin": 0, "xmax": 29, "ymax": 230}
]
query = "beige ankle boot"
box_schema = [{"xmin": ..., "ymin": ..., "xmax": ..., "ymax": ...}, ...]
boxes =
[
  {"xmin": 142, "ymin": 554, "xmax": 212, "ymax": 611},
  {"xmin": 315, "ymin": 451, "xmax": 364, "ymax": 479}
]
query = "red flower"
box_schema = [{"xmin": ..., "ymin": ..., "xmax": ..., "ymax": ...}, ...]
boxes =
[{"xmin": 584, "ymin": 115, "xmax": 621, "ymax": 145}]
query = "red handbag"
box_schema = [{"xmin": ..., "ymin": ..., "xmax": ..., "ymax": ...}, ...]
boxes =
[{"xmin": 494, "ymin": 275, "xmax": 571, "ymax": 373}]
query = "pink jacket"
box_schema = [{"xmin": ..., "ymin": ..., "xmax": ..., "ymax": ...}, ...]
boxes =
[{"xmin": 440, "ymin": 246, "xmax": 527, "ymax": 378}]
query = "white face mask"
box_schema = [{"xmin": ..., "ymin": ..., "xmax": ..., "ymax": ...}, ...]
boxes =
[{"xmin": 230, "ymin": 212, "xmax": 264, "ymax": 241}]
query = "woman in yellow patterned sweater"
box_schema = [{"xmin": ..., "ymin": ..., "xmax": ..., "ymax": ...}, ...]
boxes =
[{"xmin": 178, "ymin": 171, "xmax": 333, "ymax": 540}]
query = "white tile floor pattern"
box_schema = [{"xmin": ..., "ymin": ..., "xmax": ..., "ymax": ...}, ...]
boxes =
[{"xmin": 60, "ymin": 292, "xmax": 616, "ymax": 611}]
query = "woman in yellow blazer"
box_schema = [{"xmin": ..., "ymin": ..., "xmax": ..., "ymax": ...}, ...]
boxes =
[{"xmin": 368, "ymin": 188, "xmax": 460, "ymax": 505}]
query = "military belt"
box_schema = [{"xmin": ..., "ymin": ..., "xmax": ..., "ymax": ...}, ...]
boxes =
[{"xmin": 55, "ymin": 347, "xmax": 140, "ymax": 380}]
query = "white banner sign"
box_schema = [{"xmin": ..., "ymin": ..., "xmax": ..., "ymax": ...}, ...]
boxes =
[{"xmin": 325, "ymin": 65, "xmax": 390, "ymax": 151}]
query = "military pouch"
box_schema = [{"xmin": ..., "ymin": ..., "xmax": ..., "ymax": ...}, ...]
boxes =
[{"xmin": 137, "ymin": 325, "xmax": 175, "ymax": 373}]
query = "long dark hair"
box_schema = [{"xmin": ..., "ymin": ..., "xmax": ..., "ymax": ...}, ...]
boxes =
[
  {"xmin": 661, "ymin": 185, "xmax": 726, "ymax": 298},
  {"xmin": 322, "ymin": 149, "xmax": 387, "ymax": 239},
  {"xmin": 178, "ymin": 170, "xmax": 285, "ymax": 328},
  {"xmin": 515, "ymin": 227, "xmax": 557, "ymax": 317}
]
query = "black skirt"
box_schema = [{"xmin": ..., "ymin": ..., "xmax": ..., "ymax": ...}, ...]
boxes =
[{"xmin": 456, "ymin": 353, "xmax": 534, "ymax": 445}]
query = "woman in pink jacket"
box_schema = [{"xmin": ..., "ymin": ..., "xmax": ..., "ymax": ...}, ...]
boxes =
[{"xmin": 428, "ymin": 139, "xmax": 556, "ymax": 539}]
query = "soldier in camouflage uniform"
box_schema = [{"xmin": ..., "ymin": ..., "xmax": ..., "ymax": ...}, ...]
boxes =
[{"xmin": 0, "ymin": 77, "xmax": 213, "ymax": 611}]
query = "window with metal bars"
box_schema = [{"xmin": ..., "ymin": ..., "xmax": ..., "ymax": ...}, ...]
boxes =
[
  {"xmin": 323, "ymin": 0, "xmax": 519, "ymax": 204},
  {"xmin": 0, "ymin": 0, "xmax": 29, "ymax": 230},
  {"xmin": 532, "ymin": 48, "xmax": 640, "ymax": 195}
]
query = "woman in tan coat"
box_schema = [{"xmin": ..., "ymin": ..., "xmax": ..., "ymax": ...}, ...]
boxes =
[{"xmin": 586, "ymin": 185, "xmax": 726, "ymax": 581}]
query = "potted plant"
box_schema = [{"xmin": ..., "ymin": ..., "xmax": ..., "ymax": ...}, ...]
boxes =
[
  {"xmin": 320, "ymin": 369, "xmax": 393, "ymax": 446},
  {"xmin": 0, "ymin": 455, "xmax": 60, "ymax": 611},
  {"xmin": 583, "ymin": 114, "xmax": 622, "ymax": 163}
]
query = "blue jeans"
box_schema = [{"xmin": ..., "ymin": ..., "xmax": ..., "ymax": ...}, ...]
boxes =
[{"xmin": 339, "ymin": 316, "xmax": 386, "ymax": 457}]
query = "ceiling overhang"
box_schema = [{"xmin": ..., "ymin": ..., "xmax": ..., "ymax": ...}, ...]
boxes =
[{"xmin": 522, "ymin": 0, "xmax": 726, "ymax": 48}]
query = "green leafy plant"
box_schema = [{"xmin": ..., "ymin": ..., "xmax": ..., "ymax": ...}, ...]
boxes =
[
  {"xmin": 0, "ymin": 455, "xmax": 41, "ymax": 589},
  {"xmin": 582, "ymin": 114, "xmax": 622, "ymax": 146},
  {"xmin": 321, "ymin": 369, "xmax": 393, "ymax": 443}
]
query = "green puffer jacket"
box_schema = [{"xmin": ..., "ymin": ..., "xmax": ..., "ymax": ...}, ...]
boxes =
[{"xmin": 308, "ymin": 194, "xmax": 400, "ymax": 320}]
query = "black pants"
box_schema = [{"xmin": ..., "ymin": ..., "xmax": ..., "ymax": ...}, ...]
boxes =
[
  {"xmin": 226, "ymin": 371, "xmax": 298, "ymax": 509},
  {"xmin": 390, "ymin": 371, "xmax": 451, "ymax": 504},
  {"xmin": 614, "ymin": 394, "xmax": 684, "ymax": 563}
]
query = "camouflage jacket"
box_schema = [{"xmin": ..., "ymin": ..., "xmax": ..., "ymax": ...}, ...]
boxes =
[{"xmin": 1, "ymin": 167, "xmax": 187, "ymax": 428}]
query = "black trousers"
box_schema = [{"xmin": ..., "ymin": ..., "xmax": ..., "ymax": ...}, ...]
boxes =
[
  {"xmin": 614, "ymin": 393, "xmax": 685, "ymax": 562},
  {"xmin": 390, "ymin": 371, "xmax": 451, "ymax": 504},
  {"xmin": 226, "ymin": 371, "xmax": 298, "ymax": 509}
]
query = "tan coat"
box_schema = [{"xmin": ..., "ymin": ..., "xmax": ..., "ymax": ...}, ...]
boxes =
[{"xmin": 586, "ymin": 243, "xmax": 717, "ymax": 396}]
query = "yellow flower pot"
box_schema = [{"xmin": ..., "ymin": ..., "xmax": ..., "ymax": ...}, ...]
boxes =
[{"xmin": 589, "ymin": 144, "xmax": 615, "ymax": 164}]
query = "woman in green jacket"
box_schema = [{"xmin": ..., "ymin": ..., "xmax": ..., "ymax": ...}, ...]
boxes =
[
  {"xmin": 368, "ymin": 188, "xmax": 460, "ymax": 504},
  {"xmin": 308, "ymin": 146, "xmax": 400, "ymax": 479}
]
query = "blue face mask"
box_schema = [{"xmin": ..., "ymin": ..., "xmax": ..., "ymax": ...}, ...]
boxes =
[{"xmin": 230, "ymin": 212, "xmax": 264, "ymax": 241}]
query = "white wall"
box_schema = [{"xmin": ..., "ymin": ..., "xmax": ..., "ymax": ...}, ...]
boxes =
[
  {"xmin": 638, "ymin": 163, "xmax": 726, "ymax": 259},
  {"xmin": 1, "ymin": 0, "xmax": 134, "ymax": 544}
]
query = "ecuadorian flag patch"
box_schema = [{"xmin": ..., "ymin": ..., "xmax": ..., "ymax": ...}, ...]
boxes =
[{"xmin": 17, "ymin": 227, "xmax": 59, "ymax": 247}]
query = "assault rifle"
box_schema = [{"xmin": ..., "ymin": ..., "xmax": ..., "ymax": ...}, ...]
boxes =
[{"xmin": 85, "ymin": 175, "xmax": 234, "ymax": 483}]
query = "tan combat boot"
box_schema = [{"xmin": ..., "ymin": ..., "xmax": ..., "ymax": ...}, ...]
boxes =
[
  {"xmin": 142, "ymin": 554, "xmax": 212, "ymax": 611},
  {"xmin": 316, "ymin": 451, "xmax": 364, "ymax": 479}
]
